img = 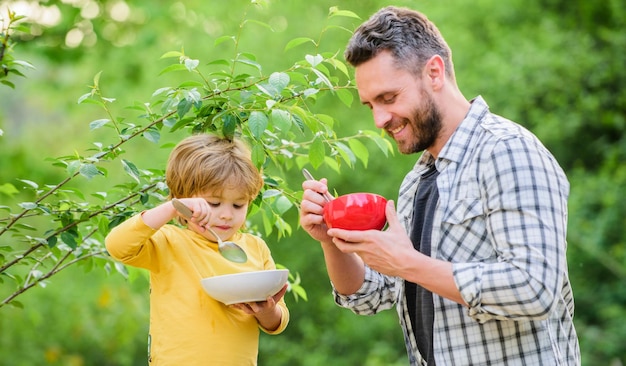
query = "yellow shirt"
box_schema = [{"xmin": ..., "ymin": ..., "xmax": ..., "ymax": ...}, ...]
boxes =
[{"xmin": 105, "ymin": 214, "xmax": 289, "ymax": 366}]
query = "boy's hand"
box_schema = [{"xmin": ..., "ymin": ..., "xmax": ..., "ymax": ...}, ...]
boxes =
[
  {"xmin": 229, "ymin": 284, "xmax": 288, "ymax": 331},
  {"xmin": 174, "ymin": 197, "xmax": 212, "ymax": 232}
]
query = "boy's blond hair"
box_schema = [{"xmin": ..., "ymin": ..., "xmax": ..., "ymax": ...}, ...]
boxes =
[{"xmin": 166, "ymin": 134, "xmax": 263, "ymax": 202}]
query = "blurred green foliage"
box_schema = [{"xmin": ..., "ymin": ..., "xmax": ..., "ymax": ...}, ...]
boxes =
[{"xmin": 0, "ymin": 0, "xmax": 624, "ymax": 365}]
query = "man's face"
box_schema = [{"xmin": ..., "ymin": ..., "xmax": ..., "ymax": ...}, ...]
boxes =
[{"xmin": 355, "ymin": 51, "xmax": 442, "ymax": 155}]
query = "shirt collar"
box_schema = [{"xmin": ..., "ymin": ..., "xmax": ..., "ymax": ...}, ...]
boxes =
[{"xmin": 436, "ymin": 95, "xmax": 490, "ymax": 164}]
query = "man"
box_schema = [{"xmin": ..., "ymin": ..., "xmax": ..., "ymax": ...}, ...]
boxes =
[{"xmin": 300, "ymin": 6, "xmax": 580, "ymax": 366}]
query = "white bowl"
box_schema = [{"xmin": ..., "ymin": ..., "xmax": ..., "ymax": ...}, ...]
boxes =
[{"xmin": 200, "ymin": 269, "xmax": 289, "ymax": 305}]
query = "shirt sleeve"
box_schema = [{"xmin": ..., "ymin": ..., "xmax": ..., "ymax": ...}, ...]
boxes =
[
  {"xmin": 333, "ymin": 265, "xmax": 399, "ymax": 315},
  {"xmin": 453, "ymin": 134, "xmax": 570, "ymax": 323},
  {"xmin": 104, "ymin": 213, "xmax": 164, "ymax": 271},
  {"xmin": 260, "ymin": 300, "xmax": 290, "ymax": 335}
]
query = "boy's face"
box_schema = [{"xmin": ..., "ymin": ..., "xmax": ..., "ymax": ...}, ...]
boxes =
[{"xmin": 195, "ymin": 186, "xmax": 249, "ymax": 241}]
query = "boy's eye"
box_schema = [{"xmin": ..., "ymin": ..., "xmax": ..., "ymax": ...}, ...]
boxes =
[
  {"xmin": 208, "ymin": 202, "xmax": 220, "ymax": 207},
  {"xmin": 233, "ymin": 204, "xmax": 245, "ymax": 209}
]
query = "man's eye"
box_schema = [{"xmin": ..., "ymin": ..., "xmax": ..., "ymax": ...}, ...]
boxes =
[{"xmin": 383, "ymin": 96, "xmax": 396, "ymax": 104}]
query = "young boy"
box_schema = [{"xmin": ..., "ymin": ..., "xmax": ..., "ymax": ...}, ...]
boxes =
[{"xmin": 105, "ymin": 133, "xmax": 289, "ymax": 365}]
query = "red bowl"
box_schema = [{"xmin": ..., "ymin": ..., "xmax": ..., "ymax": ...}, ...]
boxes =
[{"xmin": 323, "ymin": 193, "xmax": 387, "ymax": 231}]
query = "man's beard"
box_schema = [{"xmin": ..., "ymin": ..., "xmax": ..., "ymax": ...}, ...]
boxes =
[{"xmin": 395, "ymin": 91, "xmax": 442, "ymax": 155}]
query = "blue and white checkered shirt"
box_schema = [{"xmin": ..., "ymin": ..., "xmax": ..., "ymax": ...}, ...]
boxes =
[{"xmin": 334, "ymin": 96, "xmax": 580, "ymax": 365}]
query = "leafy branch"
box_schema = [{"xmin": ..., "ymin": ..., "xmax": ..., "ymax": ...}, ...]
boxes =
[
  {"xmin": 0, "ymin": 5, "xmax": 393, "ymax": 309},
  {"xmin": 0, "ymin": 8, "xmax": 34, "ymax": 89}
]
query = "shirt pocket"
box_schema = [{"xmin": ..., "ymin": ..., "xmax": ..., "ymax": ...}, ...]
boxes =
[
  {"xmin": 440, "ymin": 198, "xmax": 496, "ymax": 262},
  {"xmin": 442, "ymin": 198, "xmax": 483, "ymax": 224}
]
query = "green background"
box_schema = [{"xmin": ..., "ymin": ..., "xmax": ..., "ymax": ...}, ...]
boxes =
[{"xmin": 1, "ymin": 0, "xmax": 624, "ymax": 365}]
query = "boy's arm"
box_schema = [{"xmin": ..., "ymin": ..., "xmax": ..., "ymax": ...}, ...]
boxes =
[{"xmin": 141, "ymin": 201, "xmax": 179, "ymax": 229}]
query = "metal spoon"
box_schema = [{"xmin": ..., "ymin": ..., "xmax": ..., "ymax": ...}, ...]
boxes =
[
  {"xmin": 171, "ymin": 198, "xmax": 248, "ymax": 263},
  {"xmin": 302, "ymin": 168, "xmax": 333, "ymax": 202}
]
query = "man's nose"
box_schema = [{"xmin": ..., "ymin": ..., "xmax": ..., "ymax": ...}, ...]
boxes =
[{"xmin": 372, "ymin": 106, "xmax": 392, "ymax": 129}]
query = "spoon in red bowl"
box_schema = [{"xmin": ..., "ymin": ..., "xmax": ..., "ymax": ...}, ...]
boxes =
[{"xmin": 302, "ymin": 168, "xmax": 334, "ymax": 202}]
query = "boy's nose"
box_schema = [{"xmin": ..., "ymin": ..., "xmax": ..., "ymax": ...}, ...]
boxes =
[{"xmin": 217, "ymin": 208, "xmax": 233, "ymax": 220}]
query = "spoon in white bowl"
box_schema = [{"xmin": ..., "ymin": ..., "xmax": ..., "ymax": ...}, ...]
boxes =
[{"xmin": 171, "ymin": 198, "xmax": 248, "ymax": 263}]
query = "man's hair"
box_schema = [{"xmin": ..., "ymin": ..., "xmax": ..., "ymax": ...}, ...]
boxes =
[
  {"xmin": 344, "ymin": 6, "xmax": 455, "ymax": 80},
  {"xmin": 166, "ymin": 134, "xmax": 263, "ymax": 202}
]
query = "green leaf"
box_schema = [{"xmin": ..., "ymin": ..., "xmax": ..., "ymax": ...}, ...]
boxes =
[
  {"xmin": 47, "ymin": 236, "xmax": 58, "ymax": 248},
  {"xmin": 256, "ymin": 83, "xmax": 278, "ymax": 98},
  {"xmin": 274, "ymin": 195, "xmax": 293, "ymax": 215},
  {"xmin": 12, "ymin": 60, "xmax": 35, "ymax": 69},
  {"xmin": 1, "ymin": 80, "xmax": 16, "ymax": 89},
  {"xmin": 178, "ymin": 81, "xmax": 204, "ymax": 88},
  {"xmin": 251, "ymin": 143, "xmax": 265, "ymax": 168},
  {"xmin": 284, "ymin": 37, "xmax": 315, "ymax": 51},
  {"xmin": 60, "ymin": 231, "xmax": 77, "ymax": 250},
  {"xmin": 77, "ymin": 92, "xmax": 92, "ymax": 104},
  {"xmin": 325, "ymin": 57, "xmax": 350, "ymax": 78},
  {"xmin": 0, "ymin": 183, "xmax": 19, "ymax": 196},
  {"xmin": 273, "ymin": 215, "xmax": 292, "ymax": 238},
  {"xmin": 336, "ymin": 88, "xmax": 354, "ymax": 107},
  {"xmin": 207, "ymin": 59, "xmax": 231, "ymax": 66},
  {"xmin": 158, "ymin": 63, "xmax": 188, "ymax": 76},
  {"xmin": 311, "ymin": 68, "xmax": 333, "ymax": 89},
  {"xmin": 93, "ymin": 71, "xmax": 102, "ymax": 87},
  {"xmin": 248, "ymin": 111, "xmax": 268, "ymax": 139},
  {"xmin": 18, "ymin": 179, "xmax": 39, "ymax": 189},
  {"xmin": 78, "ymin": 98, "xmax": 105, "ymax": 108},
  {"xmin": 18, "ymin": 202, "xmax": 38, "ymax": 210},
  {"xmin": 67, "ymin": 160, "xmax": 81, "ymax": 176},
  {"xmin": 243, "ymin": 19, "xmax": 272, "ymax": 30},
  {"xmin": 271, "ymin": 109, "xmax": 291, "ymax": 132},
  {"xmin": 184, "ymin": 58, "xmax": 199, "ymax": 71},
  {"xmin": 348, "ymin": 138, "xmax": 369, "ymax": 168},
  {"xmin": 89, "ymin": 119, "xmax": 110, "ymax": 130},
  {"xmin": 222, "ymin": 114, "xmax": 237, "ymax": 139},
  {"xmin": 152, "ymin": 87, "xmax": 172, "ymax": 97},
  {"xmin": 79, "ymin": 163, "xmax": 102, "ymax": 180},
  {"xmin": 214, "ymin": 35, "xmax": 235, "ymax": 47},
  {"xmin": 269, "ymin": 72, "xmax": 289, "ymax": 93},
  {"xmin": 323, "ymin": 155, "xmax": 340, "ymax": 174},
  {"xmin": 291, "ymin": 284, "xmax": 308, "ymax": 301},
  {"xmin": 309, "ymin": 137, "xmax": 325, "ymax": 168},
  {"xmin": 328, "ymin": 7, "xmax": 361, "ymax": 19},
  {"xmin": 261, "ymin": 210, "xmax": 273, "ymax": 235},
  {"xmin": 303, "ymin": 88, "xmax": 319, "ymax": 99},
  {"xmin": 334, "ymin": 141, "xmax": 356, "ymax": 167},
  {"xmin": 160, "ymin": 51, "xmax": 184, "ymax": 59},
  {"xmin": 121, "ymin": 159, "xmax": 141, "ymax": 183},
  {"xmin": 305, "ymin": 54, "xmax": 323, "ymax": 67},
  {"xmin": 143, "ymin": 129, "xmax": 161, "ymax": 143},
  {"xmin": 316, "ymin": 114, "xmax": 334, "ymax": 128},
  {"xmin": 369, "ymin": 130, "xmax": 395, "ymax": 157},
  {"xmin": 263, "ymin": 189, "xmax": 282, "ymax": 198},
  {"xmin": 8, "ymin": 301, "xmax": 24, "ymax": 309},
  {"xmin": 98, "ymin": 216, "xmax": 110, "ymax": 236},
  {"xmin": 177, "ymin": 98, "xmax": 192, "ymax": 118},
  {"xmin": 234, "ymin": 58, "xmax": 262, "ymax": 73}
]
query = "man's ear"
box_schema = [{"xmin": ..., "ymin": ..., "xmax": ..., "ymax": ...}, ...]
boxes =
[{"xmin": 424, "ymin": 55, "xmax": 446, "ymax": 91}]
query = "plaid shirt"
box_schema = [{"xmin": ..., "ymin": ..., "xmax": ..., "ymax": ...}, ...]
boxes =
[{"xmin": 334, "ymin": 96, "xmax": 580, "ymax": 365}]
